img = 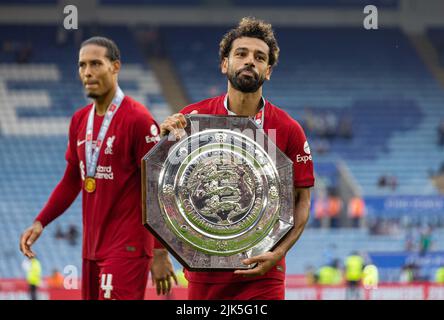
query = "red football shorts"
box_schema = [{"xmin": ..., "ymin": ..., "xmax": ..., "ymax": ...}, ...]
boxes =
[
  {"xmin": 82, "ymin": 256, "xmax": 151, "ymax": 300},
  {"xmin": 187, "ymin": 278, "xmax": 285, "ymax": 300}
]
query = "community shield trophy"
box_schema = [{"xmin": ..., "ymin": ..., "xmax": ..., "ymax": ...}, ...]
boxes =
[{"xmin": 142, "ymin": 115, "xmax": 294, "ymax": 270}]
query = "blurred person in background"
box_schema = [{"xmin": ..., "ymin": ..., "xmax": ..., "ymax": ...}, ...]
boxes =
[
  {"xmin": 327, "ymin": 190, "xmax": 342, "ymax": 228},
  {"xmin": 47, "ymin": 268, "xmax": 64, "ymax": 289},
  {"xmin": 22, "ymin": 257, "xmax": 42, "ymax": 300},
  {"xmin": 347, "ymin": 195, "xmax": 365, "ymax": 228},
  {"xmin": 419, "ymin": 225, "xmax": 434, "ymax": 256},
  {"xmin": 362, "ymin": 262, "xmax": 378, "ymax": 290},
  {"xmin": 435, "ymin": 265, "xmax": 444, "ymax": 284},
  {"xmin": 304, "ymin": 265, "xmax": 317, "ymax": 285},
  {"xmin": 313, "ymin": 194, "xmax": 328, "ymax": 228},
  {"xmin": 317, "ymin": 259, "xmax": 342, "ymax": 286},
  {"xmin": 399, "ymin": 263, "xmax": 415, "ymax": 283},
  {"xmin": 344, "ymin": 251, "xmax": 364, "ymax": 300}
]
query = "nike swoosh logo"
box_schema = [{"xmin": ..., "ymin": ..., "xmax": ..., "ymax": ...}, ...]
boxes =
[{"xmin": 77, "ymin": 140, "xmax": 86, "ymax": 147}]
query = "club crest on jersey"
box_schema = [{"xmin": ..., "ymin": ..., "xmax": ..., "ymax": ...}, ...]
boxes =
[{"xmin": 105, "ymin": 136, "xmax": 115, "ymax": 155}]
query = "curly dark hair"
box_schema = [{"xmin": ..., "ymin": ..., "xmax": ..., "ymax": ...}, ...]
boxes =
[
  {"xmin": 219, "ymin": 17, "xmax": 280, "ymax": 67},
  {"xmin": 81, "ymin": 36, "xmax": 121, "ymax": 62}
]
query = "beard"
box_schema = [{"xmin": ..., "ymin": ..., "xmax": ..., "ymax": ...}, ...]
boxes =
[
  {"xmin": 86, "ymin": 91, "xmax": 101, "ymax": 100},
  {"xmin": 227, "ymin": 65, "xmax": 266, "ymax": 93},
  {"xmin": 87, "ymin": 92, "xmax": 100, "ymax": 99}
]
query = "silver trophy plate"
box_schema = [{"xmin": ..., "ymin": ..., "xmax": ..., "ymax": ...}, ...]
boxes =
[{"xmin": 142, "ymin": 115, "xmax": 294, "ymax": 270}]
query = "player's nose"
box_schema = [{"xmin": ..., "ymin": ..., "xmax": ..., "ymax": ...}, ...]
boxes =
[{"xmin": 245, "ymin": 53, "xmax": 256, "ymax": 66}]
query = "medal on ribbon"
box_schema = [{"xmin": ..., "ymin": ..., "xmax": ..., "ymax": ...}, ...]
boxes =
[{"xmin": 84, "ymin": 87, "xmax": 124, "ymax": 193}]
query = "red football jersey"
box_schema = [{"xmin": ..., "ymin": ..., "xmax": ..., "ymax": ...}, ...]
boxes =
[
  {"xmin": 64, "ymin": 96, "xmax": 160, "ymax": 260},
  {"xmin": 180, "ymin": 94, "xmax": 315, "ymax": 284}
]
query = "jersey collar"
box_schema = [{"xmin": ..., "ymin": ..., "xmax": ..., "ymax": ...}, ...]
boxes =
[{"xmin": 223, "ymin": 94, "xmax": 266, "ymax": 128}]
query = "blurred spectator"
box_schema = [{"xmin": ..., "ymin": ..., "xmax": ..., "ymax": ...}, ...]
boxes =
[
  {"xmin": 344, "ymin": 251, "xmax": 364, "ymax": 300},
  {"xmin": 304, "ymin": 265, "xmax": 317, "ymax": 286},
  {"xmin": 369, "ymin": 218, "xmax": 402, "ymax": 236},
  {"xmin": 66, "ymin": 224, "xmax": 79, "ymax": 246},
  {"xmin": 362, "ymin": 263, "xmax": 379, "ymax": 289},
  {"xmin": 47, "ymin": 269, "xmax": 64, "ymax": 289},
  {"xmin": 313, "ymin": 195, "xmax": 328, "ymax": 228},
  {"xmin": 22, "ymin": 257, "xmax": 42, "ymax": 300},
  {"xmin": 404, "ymin": 226, "xmax": 417, "ymax": 252},
  {"xmin": 54, "ymin": 224, "xmax": 79, "ymax": 246},
  {"xmin": 419, "ymin": 226, "xmax": 433, "ymax": 256},
  {"xmin": 318, "ymin": 260, "xmax": 343, "ymax": 286},
  {"xmin": 347, "ymin": 196, "xmax": 366, "ymax": 228},
  {"xmin": 338, "ymin": 115, "xmax": 353, "ymax": 139},
  {"xmin": 399, "ymin": 263, "xmax": 415, "ymax": 283},
  {"xmin": 435, "ymin": 265, "xmax": 444, "ymax": 284},
  {"xmin": 377, "ymin": 175, "xmax": 387, "ymax": 188},
  {"xmin": 437, "ymin": 119, "xmax": 444, "ymax": 147},
  {"xmin": 54, "ymin": 225, "xmax": 65, "ymax": 240},
  {"xmin": 377, "ymin": 174, "xmax": 398, "ymax": 191},
  {"xmin": 327, "ymin": 191, "xmax": 343, "ymax": 228}
]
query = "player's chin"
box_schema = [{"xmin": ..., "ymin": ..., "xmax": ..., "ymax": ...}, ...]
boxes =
[
  {"xmin": 238, "ymin": 81, "xmax": 260, "ymax": 93},
  {"xmin": 86, "ymin": 90, "xmax": 100, "ymax": 99}
]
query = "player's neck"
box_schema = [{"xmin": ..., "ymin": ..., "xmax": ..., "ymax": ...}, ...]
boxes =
[
  {"xmin": 94, "ymin": 86, "xmax": 117, "ymax": 116},
  {"xmin": 226, "ymin": 86, "xmax": 263, "ymax": 117}
]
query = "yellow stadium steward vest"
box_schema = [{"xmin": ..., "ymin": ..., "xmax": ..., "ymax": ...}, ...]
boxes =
[
  {"xmin": 318, "ymin": 266, "xmax": 342, "ymax": 285},
  {"xmin": 27, "ymin": 258, "xmax": 42, "ymax": 286},
  {"xmin": 436, "ymin": 267, "xmax": 444, "ymax": 284},
  {"xmin": 345, "ymin": 255, "xmax": 364, "ymax": 281},
  {"xmin": 362, "ymin": 264, "xmax": 379, "ymax": 288}
]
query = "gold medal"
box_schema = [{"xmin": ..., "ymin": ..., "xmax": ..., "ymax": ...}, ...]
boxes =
[{"xmin": 84, "ymin": 177, "xmax": 96, "ymax": 193}]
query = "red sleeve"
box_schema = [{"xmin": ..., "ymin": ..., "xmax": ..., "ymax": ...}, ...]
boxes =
[
  {"xmin": 179, "ymin": 104, "xmax": 203, "ymax": 115},
  {"xmin": 65, "ymin": 116, "xmax": 79, "ymax": 165},
  {"xmin": 133, "ymin": 111, "xmax": 160, "ymax": 168},
  {"xmin": 34, "ymin": 161, "xmax": 82, "ymax": 227},
  {"xmin": 286, "ymin": 120, "xmax": 315, "ymax": 188}
]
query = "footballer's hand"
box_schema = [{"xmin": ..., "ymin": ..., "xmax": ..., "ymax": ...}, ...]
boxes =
[
  {"xmin": 159, "ymin": 110, "xmax": 198, "ymax": 139},
  {"xmin": 151, "ymin": 249, "xmax": 178, "ymax": 296},
  {"xmin": 233, "ymin": 251, "xmax": 283, "ymax": 278},
  {"xmin": 20, "ymin": 221, "xmax": 43, "ymax": 258}
]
